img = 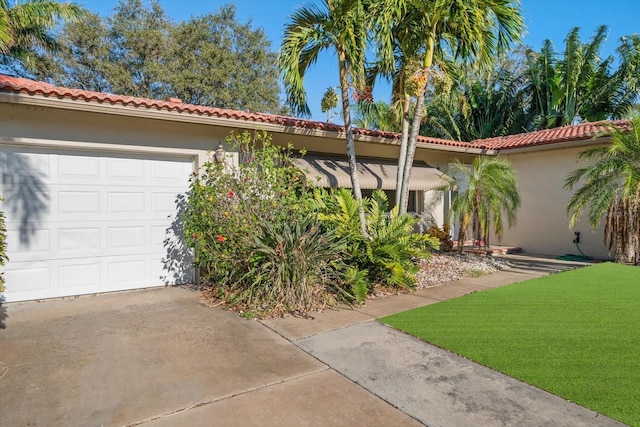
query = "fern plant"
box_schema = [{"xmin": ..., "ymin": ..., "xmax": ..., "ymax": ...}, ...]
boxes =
[
  {"xmin": 313, "ymin": 189, "xmax": 438, "ymax": 292},
  {"xmin": 365, "ymin": 190, "xmax": 438, "ymax": 289}
]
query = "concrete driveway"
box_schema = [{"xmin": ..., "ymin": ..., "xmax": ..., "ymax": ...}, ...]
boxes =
[
  {"xmin": 0, "ymin": 287, "xmax": 418, "ymax": 427},
  {"xmin": 0, "ymin": 255, "xmax": 626, "ymax": 426}
]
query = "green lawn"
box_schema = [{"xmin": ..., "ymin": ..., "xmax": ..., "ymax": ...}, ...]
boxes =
[{"xmin": 380, "ymin": 262, "xmax": 640, "ymax": 426}]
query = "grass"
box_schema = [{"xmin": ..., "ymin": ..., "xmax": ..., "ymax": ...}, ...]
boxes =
[{"xmin": 380, "ymin": 262, "xmax": 640, "ymax": 426}]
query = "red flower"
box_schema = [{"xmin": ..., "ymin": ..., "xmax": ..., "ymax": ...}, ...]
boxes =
[
  {"xmin": 227, "ymin": 190, "xmax": 235, "ymax": 198},
  {"xmin": 192, "ymin": 232, "xmax": 198, "ymax": 239},
  {"xmin": 217, "ymin": 235, "xmax": 226, "ymax": 242}
]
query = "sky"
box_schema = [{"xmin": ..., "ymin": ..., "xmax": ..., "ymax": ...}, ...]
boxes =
[{"xmin": 76, "ymin": 0, "xmax": 640, "ymax": 122}]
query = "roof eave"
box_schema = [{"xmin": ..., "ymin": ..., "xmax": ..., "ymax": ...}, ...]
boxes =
[{"xmin": 0, "ymin": 90, "xmax": 489, "ymax": 155}]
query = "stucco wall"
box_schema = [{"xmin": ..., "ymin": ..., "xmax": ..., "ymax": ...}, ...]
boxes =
[
  {"xmin": 498, "ymin": 147, "xmax": 608, "ymax": 259},
  {"xmin": 1, "ymin": 100, "xmax": 465, "ymax": 223},
  {"xmin": 0, "ymin": 103, "xmax": 225, "ymax": 168}
]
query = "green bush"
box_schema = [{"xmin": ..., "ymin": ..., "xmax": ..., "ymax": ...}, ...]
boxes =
[
  {"xmin": 183, "ymin": 131, "xmax": 311, "ymax": 288},
  {"xmin": 183, "ymin": 131, "xmax": 358, "ymax": 317},
  {"xmin": 243, "ymin": 214, "xmax": 352, "ymax": 317},
  {"xmin": 312, "ymin": 188, "xmax": 439, "ymax": 291},
  {"xmin": 183, "ymin": 131, "xmax": 438, "ymax": 317}
]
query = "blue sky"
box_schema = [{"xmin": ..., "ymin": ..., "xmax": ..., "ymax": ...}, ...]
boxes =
[{"xmin": 77, "ymin": 0, "xmax": 640, "ymax": 121}]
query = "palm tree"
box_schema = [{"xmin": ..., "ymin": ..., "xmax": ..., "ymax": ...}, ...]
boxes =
[
  {"xmin": 424, "ymin": 57, "xmax": 532, "ymax": 141},
  {"xmin": 352, "ymin": 99, "xmax": 402, "ymax": 132},
  {"xmin": 370, "ymin": 0, "xmax": 524, "ymax": 215},
  {"xmin": 279, "ymin": 0, "xmax": 369, "ymax": 236},
  {"xmin": 0, "ymin": 0, "xmax": 85, "ymax": 64},
  {"xmin": 525, "ymin": 26, "xmax": 640, "ymax": 130},
  {"xmin": 565, "ymin": 117, "xmax": 640, "ymax": 263},
  {"xmin": 449, "ymin": 157, "xmax": 521, "ymax": 253}
]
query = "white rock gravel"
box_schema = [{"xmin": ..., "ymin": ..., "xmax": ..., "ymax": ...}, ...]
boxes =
[{"xmin": 416, "ymin": 253, "xmax": 512, "ymax": 288}]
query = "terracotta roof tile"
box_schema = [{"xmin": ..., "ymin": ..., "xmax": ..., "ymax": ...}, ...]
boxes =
[
  {"xmin": 0, "ymin": 74, "xmax": 630, "ymax": 151},
  {"xmin": 0, "ymin": 74, "xmax": 469, "ymax": 149},
  {"xmin": 474, "ymin": 120, "xmax": 631, "ymax": 150}
]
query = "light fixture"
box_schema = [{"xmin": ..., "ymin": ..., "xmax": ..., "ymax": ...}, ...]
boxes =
[{"xmin": 214, "ymin": 143, "xmax": 225, "ymax": 163}]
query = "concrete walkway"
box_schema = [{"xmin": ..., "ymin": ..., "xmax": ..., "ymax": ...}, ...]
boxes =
[
  {"xmin": 0, "ymin": 254, "xmax": 626, "ymax": 426},
  {"xmin": 261, "ymin": 254, "xmax": 626, "ymax": 427}
]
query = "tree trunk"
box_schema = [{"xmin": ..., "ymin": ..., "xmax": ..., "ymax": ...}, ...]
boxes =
[
  {"xmin": 395, "ymin": 94, "xmax": 411, "ymax": 209},
  {"xmin": 398, "ymin": 29, "xmax": 435, "ymax": 215},
  {"xmin": 457, "ymin": 216, "xmax": 467, "ymax": 254},
  {"xmin": 338, "ymin": 52, "xmax": 368, "ymax": 238}
]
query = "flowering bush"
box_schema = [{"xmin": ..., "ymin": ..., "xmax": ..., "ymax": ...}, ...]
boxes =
[
  {"xmin": 183, "ymin": 131, "xmax": 438, "ymax": 318},
  {"xmin": 184, "ymin": 131, "xmax": 308, "ymax": 282},
  {"xmin": 183, "ymin": 131, "xmax": 356, "ymax": 317}
]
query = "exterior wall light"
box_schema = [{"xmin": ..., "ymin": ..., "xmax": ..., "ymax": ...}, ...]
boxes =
[{"xmin": 214, "ymin": 143, "xmax": 226, "ymax": 163}]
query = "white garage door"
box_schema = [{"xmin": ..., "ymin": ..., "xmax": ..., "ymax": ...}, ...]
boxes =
[{"xmin": 0, "ymin": 147, "xmax": 195, "ymax": 302}]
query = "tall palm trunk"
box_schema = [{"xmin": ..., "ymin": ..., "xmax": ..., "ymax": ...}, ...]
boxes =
[
  {"xmin": 399, "ymin": 29, "xmax": 435, "ymax": 214},
  {"xmin": 394, "ymin": 94, "xmax": 411, "ymax": 208},
  {"xmin": 338, "ymin": 52, "xmax": 368, "ymax": 237}
]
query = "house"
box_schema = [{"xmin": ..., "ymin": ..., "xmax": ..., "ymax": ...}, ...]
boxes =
[{"xmin": 0, "ymin": 74, "xmax": 625, "ymax": 302}]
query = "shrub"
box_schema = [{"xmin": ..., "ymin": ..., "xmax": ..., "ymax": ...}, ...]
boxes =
[
  {"xmin": 184, "ymin": 131, "xmax": 439, "ymax": 317},
  {"xmin": 183, "ymin": 131, "xmax": 357, "ymax": 318},
  {"xmin": 428, "ymin": 224, "xmax": 454, "ymax": 252},
  {"xmin": 183, "ymin": 131, "xmax": 311, "ymax": 289},
  {"xmin": 312, "ymin": 188, "xmax": 439, "ymax": 291},
  {"xmin": 241, "ymin": 214, "xmax": 351, "ymax": 317}
]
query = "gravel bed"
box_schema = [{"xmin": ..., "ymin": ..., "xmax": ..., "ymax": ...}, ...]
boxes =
[{"xmin": 416, "ymin": 253, "xmax": 512, "ymax": 288}]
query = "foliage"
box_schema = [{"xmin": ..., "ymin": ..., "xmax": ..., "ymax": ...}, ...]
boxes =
[
  {"xmin": 16, "ymin": 0, "xmax": 284, "ymax": 113},
  {"xmin": 183, "ymin": 131, "xmax": 360, "ymax": 317},
  {"xmin": 352, "ymin": 99, "xmax": 402, "ymax": 132},
  {"xmin": 0, "ymin": 197, "xmax": 7, "ymax": 293},
  {"xmin": 0, "ymin": 0, "xmax": 85, "ymax": 68},
  {"xmin": 381, "ymin": 262, "xmax": 640, "ymax": 427},
  {"xmin": 525, "ymin": 26, "xmax": 640, "ymax": 129},
  {"xmin": 428, "ymin": 225, "xmax": 453, "ymax": 252},
  {"xmin": 279, "ymin": 0, "xmax": 369, "ymax": 236},
  {"xmin": 423, "ymin": 53, "xmax": 533, "ymax": 141},
  {"xmin": 183, "ymin": 131, "xmax": 309, "ymax": 287},
  {"xmin": 240, "ymin": 214, "xmax": 349, "ymax": 317},
  {"xmin": 367, "ymin": 0, "xmax": 524, "ymax": 214},
  {"xmin": 565, "ymin": 116, "xmax": 640, "ymax": 263},
  {"xmin": 448, "ymin": 157, "xmax": 520, "ymax": 251},
  {"xmin": 312, "ymin": 188, "xmax": 438, "ymax": 291},
  {"xmin": 320, "ymin": 86, "xmax": 339, "ymax": 122}
]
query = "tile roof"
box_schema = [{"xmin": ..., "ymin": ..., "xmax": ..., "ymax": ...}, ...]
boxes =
[
  {"xmin": 0, "ymin": 74, "xmax": 467, "ymax": 149},
  {"xmin": 0, "ymin": 74, "xmax": 630, "ymax": 151},
  {"xmin": 475, "ymin": 120, "xmax": 632, "ymax": 150}
]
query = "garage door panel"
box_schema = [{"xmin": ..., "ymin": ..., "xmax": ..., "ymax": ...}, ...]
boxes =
[
  {"xmin": 108, "ymin": 259, "xmax": 146, "ymax": 285},
  {"xmin": 151, "ymin": 159, "xmax": 193, "ymax": 181},
  {"xmin": 1, "ymin": 147, "xmax": 195, "ymax": 302},
  {"xmin": 1, "ymin": 190, "xmax": 51, "ymax": 220},
  {"xmin": 58, "ymin": 227, "xmax": 100, "ymax": 252},
  {"xmin": 59, "ymin": 191, "xmax": 100, "ymax": 214},
  {"xmin": 107, "ymin": 157, "xmax": 145, "ymax": 179},
  {"xmin": 58, "ymin": 154, "xmax": 100, "ymax": 181},
  {"xmin": 107, "ymin": 226, "xmax": 146, "ymax": 250},
  {"xmin": 4, "ymin": 265, "xmax": 51, "ymax": 294},
  {"xmin": 107, "ymin": 191, "xmax": 145, "ymax": 214},
  {"xmin": 59, "ymin": 263, "xmax": 100, "ymax": 290},
  {"xmin": 6, "ymin": 227, "xmax": 51, "ymax": 256}
]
